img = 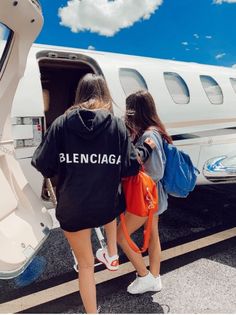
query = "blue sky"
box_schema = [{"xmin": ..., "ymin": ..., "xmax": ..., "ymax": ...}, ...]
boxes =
[{"xmin": 36, "ymin": 0, "xmax": 236, "ymax": 68}]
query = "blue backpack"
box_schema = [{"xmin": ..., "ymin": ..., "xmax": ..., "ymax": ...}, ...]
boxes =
[{"xmin": 161, "ymin": 140, "xmax": 200, "ymax": 198}]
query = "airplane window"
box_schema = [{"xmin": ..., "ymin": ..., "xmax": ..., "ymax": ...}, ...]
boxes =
[
  {"xmin": 119, "ymin": 68, "xmax": 148, "ymax": 97},
  {"xmin": 0, "ymin": 23, "xmax": 12, "ymax": 72},
  {"xmin": 230, "ymin": 78, "xmax": 236, "ymax": 94},
  {"xmin": 200, "ymin": 75, "xmax": 223, "ymax": 105},
  {"xmin": 163, "ymin": 72, "xmax": 190, "ymax": 104}
]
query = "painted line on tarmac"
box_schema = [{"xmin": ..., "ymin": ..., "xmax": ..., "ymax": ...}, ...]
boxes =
[{"xmin": 1, "ymin": 227, "xmax": 236, "ymax": 314}]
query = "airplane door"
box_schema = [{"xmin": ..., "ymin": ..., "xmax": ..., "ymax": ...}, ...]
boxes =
[{"xmin": 0, "ymin": 0, "xmax": 53, "ymax": 279}]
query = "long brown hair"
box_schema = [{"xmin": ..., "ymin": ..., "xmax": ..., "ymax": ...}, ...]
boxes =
[
  {"xmin": 125, "ymin": 90, "xmax": 172, "ymax": 144},
  {"xmin": 66, "ymin": 73, "xmax": 113, "ymax": 113}
]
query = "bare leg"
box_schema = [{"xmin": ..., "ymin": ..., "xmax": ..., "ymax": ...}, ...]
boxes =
[
  {"xmin": 117, "ymin": 212, "xmax": 148, "ymax": 277},
  {"xmin": 104, "ymin": 218, "xmax": 117, "ymax": 257},
  {"xmin": 147, "ymin": 215, "xmax": 161, "ymax": 277},
  {"xmin": 64, "ymin": 229, "xmax": 97, "ymax": 314}
]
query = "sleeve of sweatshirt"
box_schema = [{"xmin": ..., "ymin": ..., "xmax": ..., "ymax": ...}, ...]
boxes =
[
  {"xmin": 121, "ymin": 134, "xmax": 140, "ymax": 177},
  {"xmin": 135, "ymin": 142, "xmax": 153, "ymax": 164},
  {"xmin": 118, "ymin": 121, "xmax": 140, "ymax": 178},
  {"xmin": 117, "ymin": 119, "xmax": 153, "ymax": 177},
  {"xmin": 31, "ymin": 120, "xmax": 60, "ymax": 178},
  {"xmin": 141, "ymin": 131, "xmax": 166, "ymax": 182}
]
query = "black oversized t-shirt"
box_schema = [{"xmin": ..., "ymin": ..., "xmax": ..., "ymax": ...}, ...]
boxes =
[{"xmin": 32, "ymin": 109, "xmax": 150, "ymax": 231}]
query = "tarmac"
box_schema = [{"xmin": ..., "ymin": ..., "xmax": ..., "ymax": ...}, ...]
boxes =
[{"xmin": 0, "ymin": 184, "xmax": 236, "ymax": 314}]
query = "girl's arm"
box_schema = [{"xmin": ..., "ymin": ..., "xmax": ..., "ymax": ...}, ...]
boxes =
[
  {"xmin": 120, "ymin": 131, "xmax": 154, "ymax": 177},
  {"xmin": 135, "ymin": 137, "xmax": 155, "ymax": 164},
  {"xmin": 120, "ymin": 128, "xmax": 140, "ymax": 177},
  {"xmin": 141, "ymin": 131, "xmax": 165, "ymax": 182}
]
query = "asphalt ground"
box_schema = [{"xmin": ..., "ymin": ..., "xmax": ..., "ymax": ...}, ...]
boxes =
[
  {"xmin": 0, "ymin": 184, "xmax": 236, "ymax": 313},
  {"xmin": 19, "ymin": 237, "xmax": 236, "ymax": 314}
]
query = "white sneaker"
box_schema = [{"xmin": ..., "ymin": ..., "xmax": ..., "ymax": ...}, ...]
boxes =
[
  {"xmin": 127, "ymin": 271, "xmax": 162, "ymax": 294},
  {"xmin": 96, "ymin": 247, "xmax": 119, "ymax": 271}
]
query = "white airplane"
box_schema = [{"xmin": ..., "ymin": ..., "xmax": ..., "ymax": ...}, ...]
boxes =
[{"xmin": 1, "ymin": 0, "xmax": 236, "ymax": 279}]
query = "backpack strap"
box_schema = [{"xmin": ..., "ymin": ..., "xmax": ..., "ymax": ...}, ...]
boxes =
[{"xmin": 120, "ymin": 208, "xmax": 155, "ymax": 254}]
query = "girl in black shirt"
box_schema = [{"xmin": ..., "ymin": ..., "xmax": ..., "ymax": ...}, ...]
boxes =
[{"xmin": 32, "ymin": 74, "xmax": 153, "ymax": 313}]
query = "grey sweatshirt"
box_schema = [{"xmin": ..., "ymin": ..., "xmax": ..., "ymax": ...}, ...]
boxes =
[{"xmin": 136, "ymin": 130, "xmax": 168, "ymax": 215}]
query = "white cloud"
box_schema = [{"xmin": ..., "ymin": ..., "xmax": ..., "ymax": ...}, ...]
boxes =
[
  {"xmin": 181, "ymin": 41, "xmax": 188, "ymax": 46},
  {"xmin": 58, "ymin": 0, "xmax": 163, "ymax": 37},
  {"xmin": 213, "ymin": 0, "xmax": 236, "ymax": 4},
  {"xmin": 193, "ymin": 33, "xmax": 199, "ymax": 39},
  {"xmin": 88, "ymin": 45, "xmax": 95, "ymax": 50},
  {"xmin": 232, "ymin": 64, "xmax": 236, "ymax": 68},
  {"xmin": 215, "ymin": 53, "xmax": 226, "ymax": 59},
  {"xmin": 205, "ymin": 35, "xmax": 212, "ymax": 39}
]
